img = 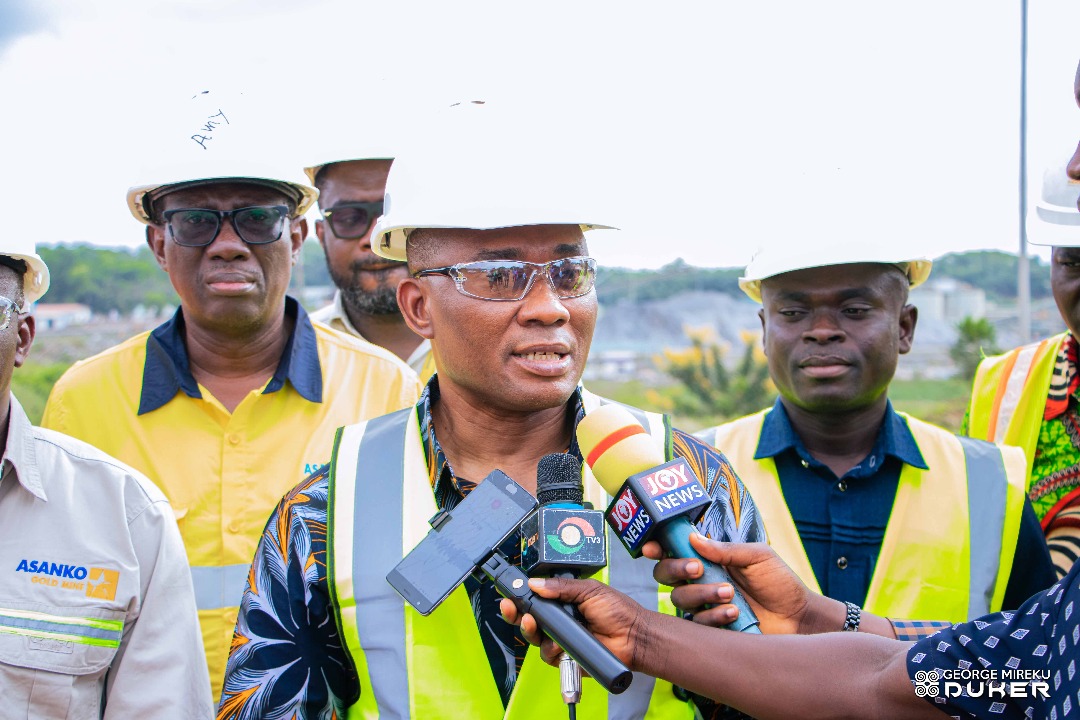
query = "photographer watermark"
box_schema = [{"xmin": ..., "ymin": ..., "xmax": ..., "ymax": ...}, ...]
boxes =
[{"xmin": 912, "ymin": 669, "xmax": 1051, "ymax": 701}]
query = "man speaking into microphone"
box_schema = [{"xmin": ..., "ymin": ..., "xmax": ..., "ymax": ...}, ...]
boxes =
[{"xmin": 216, "ymin": 107, "xmax": 764, "ymax": 720}]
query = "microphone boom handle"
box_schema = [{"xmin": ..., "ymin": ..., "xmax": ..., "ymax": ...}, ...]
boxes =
[
  {"xmin": 482, "ymin": 554, "xmax": 633, "ymax": 694},
  {"xmin": 658, "ymin": 517, "xmax": 762, "ymax": 634}
]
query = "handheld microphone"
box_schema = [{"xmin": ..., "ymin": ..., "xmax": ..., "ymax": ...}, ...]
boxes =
[
  {"xmin": 576, "ymin": 405, "xmax": 761, "ymax": 634},
  {"xmin": 521, "ymin": 453, "xmax": 608, "ymax": 706},
  {"xmin": 386, "ymin": 468, "xmax": 633, "ymax": 693}
]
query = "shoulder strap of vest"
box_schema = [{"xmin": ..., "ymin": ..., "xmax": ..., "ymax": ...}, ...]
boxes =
[{"xmin": 970, "ymin": 334, "xmax": 1064, "ymax": 445}]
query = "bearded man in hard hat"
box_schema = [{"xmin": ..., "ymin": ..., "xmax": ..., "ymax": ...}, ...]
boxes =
[
  {"xmin": 305, "ymin": 154, "xmax": 436, "ymax": 381},
  {"xmin": 964, "ymin": 62, "xmax": 1080, "ymax": 578},
  {"xmin": 40, "ymin": 157, "xmax": 422, "ymax": 696},
  {"xmin": 217, "ymin": 140, "xmax": 765, "ymax": 719},
  {"xmin": 693, "ymin": 247, "xmax": 1053, "ymax": 631},
  {"xmin": 0, "ymin": 238, "xmax": 214, "ymax": 716}
]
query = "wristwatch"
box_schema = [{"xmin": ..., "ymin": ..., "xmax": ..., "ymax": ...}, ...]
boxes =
[{"xmin": 842, "ymin": 601, "xmax": 861, "ymax": 632}]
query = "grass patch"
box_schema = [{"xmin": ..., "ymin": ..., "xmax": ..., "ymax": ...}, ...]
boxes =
[{"xmin": 586, "ymin": 377, "xmax": 973, "ymax": 434}]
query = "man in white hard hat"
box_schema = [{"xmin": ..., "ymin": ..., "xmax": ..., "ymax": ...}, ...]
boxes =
[
  {"xmin": 217, "ymin": 121, "xmax": 764, "ymax": 719},
  {"xmin": 304, "ymin": 155, "xmax": 435, "ymax": 381},
  {"xmin": 40, "ymin": 141, "xmax": 422, "ymax": 695},
  {"xmin": 964, "ymin": 61, "xmax": 1080, "ymax": 578},
  {"xmin": 0, "ymin": 238, "xmax": 214, "ymax": 716},
  {"xmin": 693, "ymin": 246, "xmax": 1053, "ymax": 633}
]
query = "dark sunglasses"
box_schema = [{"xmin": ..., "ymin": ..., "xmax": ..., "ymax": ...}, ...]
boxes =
[
  {"xmin": 412, "ymin": 256, "xmax": 597, "ymax": 301},
  {"xmin": 162, "ymin": 205, "xmax": 290, "ymax": 247},
  {"xmin": 321, "ymin": 201, "xmax": 384, "ymax": 239}
]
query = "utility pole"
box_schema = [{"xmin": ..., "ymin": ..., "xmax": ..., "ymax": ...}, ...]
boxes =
[{"xmin": 1018, "ymin": 0, "xmax": 1031, "ymax": 344}]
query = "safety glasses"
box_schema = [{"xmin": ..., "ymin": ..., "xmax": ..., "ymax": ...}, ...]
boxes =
[
  {"xmin": 161, "ymin": 205, "xmax": 291, "ymax": 247},
  {"xmin": 0, "ymin": 296, "xmax": 26, "ymax": 331},
  {"xmin": 413, "ymin": 256, "xmax": 597, "ymax": 301},
  {"xmin": 321, "ymin": 201, "xmax": 384, "ymax": 239}
]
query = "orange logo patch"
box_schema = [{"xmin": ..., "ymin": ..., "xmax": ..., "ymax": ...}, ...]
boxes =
[{"xmin": 85, "ymin": 568, "xmax": 119, "ymax": 601}]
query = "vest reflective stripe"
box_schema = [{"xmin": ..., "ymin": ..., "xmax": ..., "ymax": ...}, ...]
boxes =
[
  {"xmin": 958, "ymin": 435, "xmax": 1008, "ymax": 617},
  {"xmin": 967, "ymin": 334, "xmax": 1066, "ymax": 490},
  {"xmin": 0, "ymin": 608, "xmax": 125, "ymax": 648},
  {"xmin": 189, "ymin": 564, "xmax": 251, "ymax": 611},
  {"xmin": 352, "ymin": 408, "xmax": 412, "ymax": 717},
  {"xmin": 992, "ymin": 343, "xmax": 1039, "ymax": 443},
  {"xmin": 711, "ymin": 410, "xmax": 1027, "ymax": 621},
  {"xmin": 329, "ymin": 394, "xmax": 690, "ymax": 719}
]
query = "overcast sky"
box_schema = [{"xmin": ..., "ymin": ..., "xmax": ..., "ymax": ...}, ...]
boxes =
[{"xmin": 0, "ymin": 0, "xmax": 1074, "ymax": 269}]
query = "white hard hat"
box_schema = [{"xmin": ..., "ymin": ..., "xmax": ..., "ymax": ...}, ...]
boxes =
[
  {"xmin": 126, "ymin": 89, "xmax": 318, "ymax": 225},
  {"xmin": 369, "ymin": 103, "xmax": 613, "ymax": 262},
  {"xmin": 303, "ymin": 155, "xmax": 395, "ymax": 187},
  {"xmin": 1027, "ymin": 164, "xmax": 1080, "ymax": 247},
  {"xmin": 739, "ymin": 243, "xmax": 932, "ymax": 303},
  {"xmin": 0, "ymin": 236, "xmax": 49, "ymax": 305}
]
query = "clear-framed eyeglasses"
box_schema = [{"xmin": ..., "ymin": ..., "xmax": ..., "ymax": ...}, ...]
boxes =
[
  {"xmin": 412, "ymin": 256, "xmax": 597, "ymax": 302},
  {"xmin": 0, "ymin": 296, "xmax": 27, "ymax": 330}
]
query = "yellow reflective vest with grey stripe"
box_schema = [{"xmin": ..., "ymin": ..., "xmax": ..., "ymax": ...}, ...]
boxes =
[
  {"xmin": 709, "ymin": 410, "xmax": 1027, "ymax": 622},
  {"xmin": 965, "ymin": 332, "xmax": 1067, "ymax": 494},
  {"xmin": 326, "ymin": 390, "xmax": 692, "ymax": 719}
]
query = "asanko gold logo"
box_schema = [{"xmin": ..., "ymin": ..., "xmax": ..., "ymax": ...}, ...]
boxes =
[{"xmin": 16, "ymin": 559, "xmax": 119, "ymax": 600}]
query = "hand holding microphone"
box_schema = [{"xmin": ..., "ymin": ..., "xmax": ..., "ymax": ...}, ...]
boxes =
[{"xmin": 576, "ymin": 405, "xmax": 762, "ymax": 634}]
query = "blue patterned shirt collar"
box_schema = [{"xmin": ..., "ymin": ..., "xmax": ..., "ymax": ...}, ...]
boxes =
[
  {"xmin": 417, "ymin": 377, "xmax": 586, "ymax": 502},
  {"xmin": 137, "ymin": 295, "xmax": 323, "ymax": 415},
  {"xmin": 754, "ymin": 397, "xmax": 927, "ymax": 474}
]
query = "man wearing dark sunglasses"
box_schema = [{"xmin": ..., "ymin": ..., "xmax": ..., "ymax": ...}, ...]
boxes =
[
  {"xmin": 305, "ymin": 156, "xmax": 435, "ymax": 381},
  {"xmin": 219, "ymin": 140, "xmax": 765, "ymax": 719},
  {"xmin": 41, "ymin": 165, "xmax": 423, "ymax": 700}
]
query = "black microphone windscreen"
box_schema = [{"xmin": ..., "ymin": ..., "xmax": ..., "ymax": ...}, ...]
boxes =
[{"xmin": 536, "ymin": 453, "xmax": 583, "ymax": 506}]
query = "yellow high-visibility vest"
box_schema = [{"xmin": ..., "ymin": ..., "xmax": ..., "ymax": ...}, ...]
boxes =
[
  {"xmin": 709, "ymin": 409, "xmax": 1027, "ymax": 621},
  {"xmin": 326, "ymin": 391, "xmax": 693, "ymax": 719},
  {"xmin": 965, "ymin": 333, "xmax": 1067, "ymax": 492}
]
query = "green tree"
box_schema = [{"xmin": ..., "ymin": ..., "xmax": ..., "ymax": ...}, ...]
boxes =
[
  {"xmin": 950, "ymin": 316, "xmax": 1000, "ymax": 381},
  {"xmin": 37, "ymin": 244, "xmax": 178, "ymax": 314},
  {"xmin": 652, "ymin": 327, "xmax": 775, "ymax": 421}
]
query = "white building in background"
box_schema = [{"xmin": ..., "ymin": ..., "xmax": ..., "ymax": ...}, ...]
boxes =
[
  {"xmin": 33, "ymin": 303, "xmax": 92, "ymax": 330},
  {"xmin": 910, "ymin": 278, "xmax": 987, "ymax": 324}
]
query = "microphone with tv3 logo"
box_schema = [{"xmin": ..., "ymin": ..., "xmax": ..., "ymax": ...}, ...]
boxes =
[
  {"xmin": 576, "ymin": 405, "xmax": 761, "ymax": 634},
  {"xmin": 521, "ymin": 453, "xmax": 607, "ymax": 706}
]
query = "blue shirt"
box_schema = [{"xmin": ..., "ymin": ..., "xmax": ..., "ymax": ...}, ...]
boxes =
[
  {"xmin": 756, "ymin": 398, "xmax": 926, "ymax": 606},
  {"xmin": 756, "ymin": 398, "xmax": 1054, "ymax": 610},
  {"xmin": 138, "ymin": 295, "xmax": 323, "ymax": 415},
  {"xmin": 908, "ymin": 559, "xmax": 1080, "ymax": 719}
]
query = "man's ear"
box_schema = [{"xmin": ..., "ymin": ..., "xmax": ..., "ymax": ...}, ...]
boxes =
[
  {"xmin": 146, "ymin": 225, "xmax": 168, "ymax": 271},
  {"xmin": 898, "ymin": 304, "xmax": 918, "ymax": 355},
  {"xmin": 290, "ymin": 217, "xmax": 308, "ymax": 264},
  {"xmin": 757, "ymin": 308, "xmax": 768, "ymax": 356},
  {"xmin": 314, "ymin": 218, "xmax": 326, "ymax": 249},
  {"xmin": 397, "ymin": 278, "xmax": 434, "ymax": 339},
  {"xmin": 13, "ymin": 313, "xmax": 35, "ymax": 368}
]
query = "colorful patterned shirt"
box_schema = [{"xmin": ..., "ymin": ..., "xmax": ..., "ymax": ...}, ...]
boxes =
[
  {"xmin": 1029, "ymin": 333, "xmax": 1080, "ymax": 521},
  {"xmin": 907, "ymin": 558, "xmax": 1080, "ymax": 719},
  {"xmin": 217, "ymin": 381, "xmax": 765, "ymax": 719}
]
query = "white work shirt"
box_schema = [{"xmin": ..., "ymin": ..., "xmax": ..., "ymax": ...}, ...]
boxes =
[
  {"xmin": 311, "ymin": 291, "xmax": 432, "ymax": 375},
  {"xmin": 0, "ymin": 394, "xmax": 213, "ymax": 719}
]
